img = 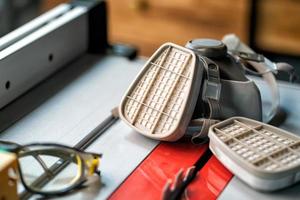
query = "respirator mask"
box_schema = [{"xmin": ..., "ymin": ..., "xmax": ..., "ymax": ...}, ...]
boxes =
[{"xmin": 118, "ymin": 34, "xmax": 296, "ymax": 143}]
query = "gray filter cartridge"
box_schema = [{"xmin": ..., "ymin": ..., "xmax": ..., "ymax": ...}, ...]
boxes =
[{"xmin": 208, "ymin": 117, "xmax": 300, "ymax": 191}]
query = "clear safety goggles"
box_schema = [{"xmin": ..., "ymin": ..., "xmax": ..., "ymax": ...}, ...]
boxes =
[{"xmin": 0, "ymin": 140, "xmax": 101, "ymax": 196}]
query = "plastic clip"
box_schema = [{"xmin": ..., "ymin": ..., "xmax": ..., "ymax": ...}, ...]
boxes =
[
  {"xmin": 202, "ymin": 62, "xmax": 221, "ymax": 101},
  {"xmin": 233, "ymin": 51, "xmax": 265, "ymax": 62}
]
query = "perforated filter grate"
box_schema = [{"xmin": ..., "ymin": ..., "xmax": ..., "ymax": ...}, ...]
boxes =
[
  {"xmin": 211, "ymin": 118, "xmax": 300, "ymax": 172},
  {"xmin": 122, "ymin": 44, "xmax": 195, "ymax": 136}
]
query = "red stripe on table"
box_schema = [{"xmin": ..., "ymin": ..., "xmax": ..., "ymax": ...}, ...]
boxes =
[
  {"xmin": 185, "ymin": 156, "xmax": 233, "ymax": 200},
  {"xmin": 109, "ymin": 142, "xmax": 208, "ymax": 200}
]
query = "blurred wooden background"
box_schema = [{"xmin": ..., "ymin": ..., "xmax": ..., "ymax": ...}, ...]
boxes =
[
  {"xmin": 108, "ymin": 0, "xmax": 250, "ymax": 56},
  {"xmin": 255, "ymin": 0, "xmax": 300, "ymax": 56},
  {"xmin": 42, "ymin": 0, "xmax": 300, "ymax": 57}
]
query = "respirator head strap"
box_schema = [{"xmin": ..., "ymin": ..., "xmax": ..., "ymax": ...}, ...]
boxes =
[
  {"xmin": 201, "ymin": 58, "xmax": 222, "ymax": 119},
  {"xmin": 189, "ymin": 58, "xmax": 222, "ymax": 144}
]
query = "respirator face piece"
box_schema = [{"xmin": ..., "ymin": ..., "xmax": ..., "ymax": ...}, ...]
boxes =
[
  {"xmin": 119, "ymin": 37, "xmax": 282, "ymax": 142},
  {"xmin": 119, "ymin": 43, "xmax": 205, "ymax": 141},
  {"xmin": 186, "ymin": 38, "xmax": 263, "ymax": 122}
]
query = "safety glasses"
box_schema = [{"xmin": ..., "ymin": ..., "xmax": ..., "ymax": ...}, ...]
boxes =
[{"xmin": 0, "ymin": 140, "xmax": 102, "ymax": 196}]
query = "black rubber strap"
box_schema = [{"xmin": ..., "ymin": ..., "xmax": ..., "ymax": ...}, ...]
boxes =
[{"xmin": 190, "ymin": 118, "xmax": 219, "ymax": 144}]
